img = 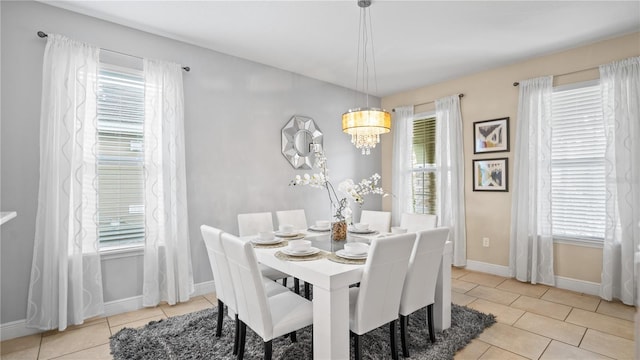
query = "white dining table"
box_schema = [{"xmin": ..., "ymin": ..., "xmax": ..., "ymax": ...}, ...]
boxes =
[{"xmin": 244, "ymin": 231, "xmax": 452, "ymax": 359}]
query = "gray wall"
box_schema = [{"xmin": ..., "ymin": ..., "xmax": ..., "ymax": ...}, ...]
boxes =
[{"xmin": 1, "ymin": 1, "xmax": 382, "ymax": 324}]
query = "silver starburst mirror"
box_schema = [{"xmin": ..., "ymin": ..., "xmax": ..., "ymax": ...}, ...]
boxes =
[{"xmin": 281, "ymin": 115, "xmax": 323, "ymax": 169}]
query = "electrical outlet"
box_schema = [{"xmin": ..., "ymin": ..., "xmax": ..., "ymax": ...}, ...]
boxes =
[{"xmin": 482, "ymin": 237, "xmax": 490, "ymax": 247}]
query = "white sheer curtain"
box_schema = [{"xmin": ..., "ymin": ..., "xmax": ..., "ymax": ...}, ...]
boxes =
[
  {"xmin": 27, "ymin": 34, "xmax": 104, "ymax": 330},
  {"xmin": 435, "ymin": 95, "xmax": 466, "ymax": 267},
  {"xmin": 142, "ymin": 59, "xmax": 194, "ymax": 306},
  {"xmin": 509, "ymin": 76, "xmax": 555, "ymax": 285},
  {"xmin": 391, "ymin": 106, "xmax": 413, "ymax": 226},
  {"xmin": 599, "ymin": 56, "xmax": 640, "ymax": 305}
]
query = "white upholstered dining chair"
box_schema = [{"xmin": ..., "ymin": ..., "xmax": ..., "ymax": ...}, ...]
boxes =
[
  {"xmin": 237, "ymin": 212, "xmax": 291, "ymax": 286},
  {"xmin": 398, "ymin": 227, "xmax": 450, "ymax": 357},
  {"xmin": 275, "ymin": 209, "xmax": 311, "ymax": 297},
  {"xmin": 275, "ymin": 209, "xmax": 308, "ymax": 231},
  {"xmin": 359, "ymin": 210, "xmax": 392, "ymax": 233},
  {"xmin": 221, "ymin": 232, "xmax": 313, "ymax": 360},
  {"xmin": 200, "ymin": 225, "xmax": 289, "ymax": 355},
  {"xmin": 399, "ymin": 213, "xmax": 438, "ymax": 233},
  {"xmin": 349, "ymin": 233, "xmax": 416, "ymax": 360}
]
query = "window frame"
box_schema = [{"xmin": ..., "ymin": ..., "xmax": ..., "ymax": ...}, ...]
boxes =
[
  {"xmin": 96, "ymin": 61, "xmax": 146, "ymax": 252},
  {"xmin": 410, "ymin": 111, "xmax": 438, "ymax": 216},
  {"xmin": 550, "ymin": 79, "xmax": 605, "ymax": 248}
]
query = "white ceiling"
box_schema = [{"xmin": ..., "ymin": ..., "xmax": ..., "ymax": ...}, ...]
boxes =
[{"xmin": 44, "ymin": 1, "xmax": 639, "ymax": 97}]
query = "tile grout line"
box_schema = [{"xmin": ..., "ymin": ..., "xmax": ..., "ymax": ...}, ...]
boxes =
[
  {"xmin": 37, "ymin": 334, "xmax": 43, "ymax": 360},
  {"xmin": 510, "ymin": 309, "xmax": 527, "ymax": 327},
  {"xmin": 537, "ymin": 337, "xmax": 553, "ymax": 360},
  {"xmin": 475, "ymin": 343, "xmax": 490, "ymax": 359}
]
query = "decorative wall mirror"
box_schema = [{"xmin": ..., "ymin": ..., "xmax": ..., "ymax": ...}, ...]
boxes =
[{"xmin": 281, "ymin": 115, "xmax": 323, "ymax": 169}]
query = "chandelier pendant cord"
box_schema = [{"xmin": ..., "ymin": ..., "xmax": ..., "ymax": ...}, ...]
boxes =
[
  {"xmin": 360, "ymin": 7, "xmax": 370, "ymax": 108},
  {"xmin": 342, "ymin": 0, "xmax": 391, "ymax": 155},
  {"xmin": 368, "ymin": 8, "xmax": 379, "ymax": 102},
  {"xmin": 354, "ymin": 8, "xmax": 363, "ymax": 109}
]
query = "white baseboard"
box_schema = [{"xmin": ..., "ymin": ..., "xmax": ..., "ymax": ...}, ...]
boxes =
[
  {"xmin": 0, "ymin": 319, "xmax": 42, "ymax": 341},
  {"xmin": 462, "ymin": 260, "xmax": 601, "ymax": 296},
  {"xmin": 0, "ymin": 280, "xmax": 216, "ymax": 341},
  {"xmin": 555, "ymin": 276, "xmax": 600, "ymax": 296},
  {"xmin": 464, "ymin": 260, "xmax": 511, "ymax": 277}
]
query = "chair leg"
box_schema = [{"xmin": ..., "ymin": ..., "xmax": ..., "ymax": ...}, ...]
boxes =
[
  {"xmin": 352, "ymin": 332, "xmax": 362, "ymax": 360},
  {"xmin": 282, "ymin": 277, "xmax": 288, "ymax": 287},
  {"xmin": 264, "ymin": 340, "xmax": 273, "ymax": 360},
  {"xmin": 304, "ymin": 282, "xmax": 311, "ymax": 299},
  {"xmin": 390, "ymin": 319, "xmax": 398, "ymax": 360},
  {"xmin": 237, "ymin": 321, "xmax": 246, "ymax": 360},
  {"xmin": 289, "ymin": 331, "xmax": 297, "ymax": 343},
  {"xmin": 233, "ymin": 314, "xmax": 239, "ymax": 355},
  {"xmin": 400, "ymin": 314, "xmax": 409, "ymax": 358},
  {"xmin": 294, "ymin": 278, "xmax": 300, "ymax": 294},
  {"xmin": 427, "ymin": 304, "xmax": 435, "ymax": 343},
  {"xmin": 216, "ymin": 300, "xmax": 224, "ymax": 337}
]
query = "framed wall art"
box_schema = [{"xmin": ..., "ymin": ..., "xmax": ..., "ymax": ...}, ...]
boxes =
[
  {"xmin": 473, "ymin": 158, "xmax": 508, "ymax": 192},
  {"xmin": 473, "ymin": 117, "xmax": 509, "ymax": 154}
]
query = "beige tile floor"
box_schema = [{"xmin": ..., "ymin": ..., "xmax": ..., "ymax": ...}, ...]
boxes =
[
  {"xmin": 452, "ymin": 268, "xmax": 636, "ymax": 360},
  {"xmin": 1, "ymin": 269, "xmax": 636, "ymax": 359}
]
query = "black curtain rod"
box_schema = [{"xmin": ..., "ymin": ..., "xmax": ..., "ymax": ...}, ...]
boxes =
[
  {"xmin": 513, "ymin": 65, "xmax": 599, "ymax": 86},
  {"xmin": 392, "ymin": 93, "xmax": 464, "ymax": 112},
  {"xmin": 37, "ymin": 31, "xmax": 190, "ymax": 72}
]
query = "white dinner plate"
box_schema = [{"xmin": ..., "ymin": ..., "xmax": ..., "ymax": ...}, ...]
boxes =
[
  {"xmin": 276, "ymin": 234, "xmax": 305, "ymax": 240},
  {"xmin": 274, "ymin": 231, "xmax": 302, "ymax": 237},
  {"xmin": 336, "ymin": 249, "xmax": 368, "ymax": 260},
  {"xmin": 308, "ymin": 226, "xmax": 330, "ymax": 232},
  {"xmin": 348, "ymin": 228, "xmax": 378, "ymax": 235},
  {"xmin": 281, "ymin": 247, "xmax": 320, "ymax": 257},
  {"xmin": 251, "ymin": 237, "xmax": 283, "ymax": 245}
]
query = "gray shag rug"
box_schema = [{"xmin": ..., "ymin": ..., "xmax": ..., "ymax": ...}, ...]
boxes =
[{"xmin": 110, "ymin": 303, "xmax": 495, "ymax": 360}]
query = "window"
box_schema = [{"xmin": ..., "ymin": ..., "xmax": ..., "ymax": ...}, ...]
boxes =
[
  {"xmin": 97, "ymin": 64, "xmax": 145, "ymax": 249},
  {"xmin": 550, "ymin": 81, "xmax": 605, "ymax": 243},
  {"xmin": 411, "ymin": 115, "xmax": 437, "ymax": 215}
]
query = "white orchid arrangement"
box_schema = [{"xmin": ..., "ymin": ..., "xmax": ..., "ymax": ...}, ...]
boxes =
[
  {"xmin": 290, "ymin": 149, "xmax": 388, "ymax": 221},
  {"xmin": 338, "ymin": 173, "xmax": 388, "ymax": 205}
]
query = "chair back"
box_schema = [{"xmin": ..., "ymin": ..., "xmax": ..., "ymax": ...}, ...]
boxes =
[
  {"xmin": 399, "ymin": 227, "xmax": 450, "ymax": 316},
  {"xmin": 221, "ymin": 232, "xmax": 274, "ymax": 339},
  {"xmin": 400, "ymin": 213, "xmax": 438, "ymax": 233},
  {"xmin": 360, "ymin": 210, "xmax": 392, "ymax": 233},
  {"xmin": 237, "ymin": 212, "xmax": 273, "ymax": 237},
  {"xmin": 352, "ymin": 233, "xmax": 415, "ymax": 334},
  {"xmin": 200, "ymin": 225, "xmax": 236, "ymax": 312},
  {"xmin": 275, "ymin": 209, "xmax": 308, "ymax": 231}
]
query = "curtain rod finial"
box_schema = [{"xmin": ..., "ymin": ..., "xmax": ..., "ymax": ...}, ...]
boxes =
[
  {"xmin": 513, "ymin": 82, "xmax": 520, "ymax": 87},
  {"xmin": 37, "ymin": 31, "xmax": 48, "ymax": 38}
]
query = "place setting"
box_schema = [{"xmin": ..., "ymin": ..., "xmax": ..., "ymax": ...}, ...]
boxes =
[
  {"xmin": 328, "ymin": 242, "xmax": 369, "ymax": 265},
  {"xmin": 307, "ymin": 219, "xmax": 331, "ymax": 233},
  {"xmin": 273, "ymin": 224, "xmax": 306, "ymax": 240},
  {"xmin": 275, "ymin": 240, "xmax": 326, "ymax": 261},
  {"xmin": 251, "ymin": 231, "xmax": 287, "ymax": 248},
  {"xmin": 347, "ymin": 222, "xmax": 378, "ymax": 235}
]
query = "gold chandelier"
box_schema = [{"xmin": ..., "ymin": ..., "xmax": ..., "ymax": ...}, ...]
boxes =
[{"xmin": 342, "ymin": 0, "xmax": 391, "ymax": 155}]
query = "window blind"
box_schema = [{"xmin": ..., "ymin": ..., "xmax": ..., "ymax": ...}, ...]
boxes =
[
  {"xmin": 412, "ymin": 117, "xmax": 437, "ymax": 215},
  {"xmin": 551, "ymin": 83, "xmax": 605, "ymax": 241},
  {"xmin": 97, "ymin": 65, "xmax": 145, "ymax": 248}
]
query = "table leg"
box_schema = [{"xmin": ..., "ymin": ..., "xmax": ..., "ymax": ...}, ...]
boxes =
[
  {"xmin": 434, "ymin": 241, "xmax": 452, "ymax": 331},
  {"xmin": 313, "ymin": 285, "xmax": 350, "ymax": 359}
]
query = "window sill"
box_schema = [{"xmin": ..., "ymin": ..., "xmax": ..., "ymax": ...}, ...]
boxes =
[
  {"xmin": 553, "ymin": 237, "xmax": 603, "ymax": 249},
  {"xmin": 100, "ymin": 244, "xmax": 144, "ymax": 260}
]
